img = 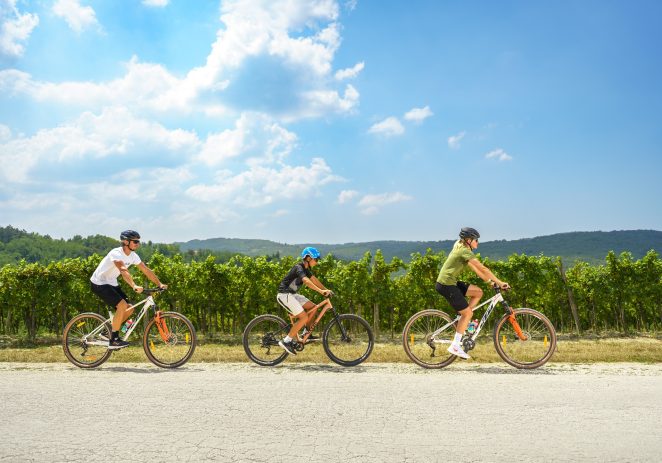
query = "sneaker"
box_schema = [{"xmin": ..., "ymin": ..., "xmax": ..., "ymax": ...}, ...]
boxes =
[
  {"xmin": 278, "ymin": 339, "xmax": 297, "ymax": 355},
  {"xmin": 447, "ymin": 343, "xmax": 471, "ymax": 360},
  {"xmin": 108, "ymin": 338, "xmax": 129, "ymax": 350}
]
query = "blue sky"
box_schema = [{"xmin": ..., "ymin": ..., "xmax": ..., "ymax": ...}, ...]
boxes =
[{"xmin": 1, "ymin": 0, "xmax": 660, "ymax": 244}]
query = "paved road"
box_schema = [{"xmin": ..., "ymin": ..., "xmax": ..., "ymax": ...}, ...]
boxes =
[{"xmin": 1, "ymin": 362, "xmax": 661, "ymax": 462}]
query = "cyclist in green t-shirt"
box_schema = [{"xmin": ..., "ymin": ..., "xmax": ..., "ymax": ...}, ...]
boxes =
[{"xmin": 436, "ymin": 227, "xmax": 510, "ymax": 359}]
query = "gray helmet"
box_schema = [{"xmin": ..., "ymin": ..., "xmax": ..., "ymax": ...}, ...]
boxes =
[
  {"xmin": 120, "ymin": 230, "xmax": 141, "ymax": 241},
  {"xmin": 459, "ymin": 227, "xmax": 480, "ymax": 240}
]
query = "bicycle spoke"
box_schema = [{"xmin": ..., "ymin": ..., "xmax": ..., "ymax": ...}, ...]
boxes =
[
  {"xmin": 243, "ymin": 315, "xmax": 289, "ymax": 366},
  {"xmin": 62, "ymin": 313, "xmax": 112, "ymax": 368},
  {"xmin": 323, "ymin": 314, "xmax": 373, "ymax": 366},
  {"xmin": 402, "ymin": 310, "xmax": 456, "ymax": 369},
  {"xmin": 144, "ymin": 313, "xmax": 196, "ymax": 368},
  {"xmin": 494, "ymin": 309, "xmax": 556, "ymax": 369}
]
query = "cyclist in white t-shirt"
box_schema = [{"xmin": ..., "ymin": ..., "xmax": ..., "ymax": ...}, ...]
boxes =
[{"xmin": 90, "ymin": 230, "xmax": 166, "ymax": 349}]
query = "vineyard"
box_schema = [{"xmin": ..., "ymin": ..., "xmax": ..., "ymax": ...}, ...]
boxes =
[{"xmin": 0, "ymin": 249, "xmax": 661, "ymax": 343}]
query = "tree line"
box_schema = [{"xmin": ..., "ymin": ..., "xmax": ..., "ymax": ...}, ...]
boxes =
[{"xmin": 0, "ymin": 249, "xmax": 660, "ymax": 342}]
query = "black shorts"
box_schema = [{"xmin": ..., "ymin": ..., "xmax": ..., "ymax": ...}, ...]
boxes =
[
  {"xmin": 91, "ymin": 282, "xmax": 129, "ymax": 308},
  {"xmin": 435, "ymin": 281, "xmax": 470, "ymax": 311}
]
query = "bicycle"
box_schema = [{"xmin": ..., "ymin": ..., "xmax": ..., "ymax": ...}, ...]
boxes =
[
  {"xmin": 63, "ymin": 288, "xmax": 197, "ymax": 369},
  {"xmin": 243, "ymin": 295, "xmax": 374, "ymax": 367},
  {"xmin": 402, "ymin": 286, "xmax": 556, "ymax": 369}
]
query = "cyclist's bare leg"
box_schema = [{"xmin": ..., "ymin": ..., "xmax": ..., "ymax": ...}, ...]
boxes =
[
  {"xmin": 111, "ymin": 299, "xmax": 134, "ymax": 332},
  {"xmin": 302, "ymin": 301, "xmax": 318, "ymax": 330},
  {"xmin": 456, "ymin": 285, "xmax": 483, "ymax": 333},
  {"xmin": 288, "ymin": 311, "xmax": 308, "ymax": 339}
]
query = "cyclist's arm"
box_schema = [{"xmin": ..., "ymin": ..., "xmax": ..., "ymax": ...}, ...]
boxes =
[
  {"xmin": 302, "ymin": 276, "xmax": 330, "ymax": 296},
  {"xmin": 467, "ymin": 259, "xmax": 508, "ymax": 287},
  {"xmin": 309, "ymin": 275, "xmax": 327, "ymax": 291},
  {"xmin": 114, "ymin": 260, "xmax": 141, "ymax": 292},
  {"xmin": 137, "ymin": 262, "xmax": 165, "ymax": 289}
]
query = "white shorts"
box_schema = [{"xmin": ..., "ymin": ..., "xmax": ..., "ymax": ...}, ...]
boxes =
[{"xmin": 276, "ymin": 293, "xmax": 310, "ymax": 316}]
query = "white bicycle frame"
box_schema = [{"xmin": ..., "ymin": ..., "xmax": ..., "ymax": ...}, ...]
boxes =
[
  {"xmin": 430, "ymin": 291, "xmax": 505, "ymax": 344},
  {"xmin": 82, "ymin": 295, "xmax": 157, "ymax": 346}
]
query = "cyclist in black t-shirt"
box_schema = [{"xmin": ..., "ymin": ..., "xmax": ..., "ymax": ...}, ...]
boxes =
[{"xmin": 276, "ymin": 247, "xmax": 332, "ymax": 354}]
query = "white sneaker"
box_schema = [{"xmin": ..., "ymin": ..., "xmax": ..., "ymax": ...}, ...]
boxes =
[{"xmin": 447, "ymin": 343, "xmax": 470, "ymax": 360}]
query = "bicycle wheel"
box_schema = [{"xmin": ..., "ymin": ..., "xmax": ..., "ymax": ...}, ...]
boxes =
[
  {"xmin": 143, "ymin": 312, "xmax": 197, "ymax": 368},
  {"xmin": 322, "ymin": 314, "xmax": 374, "ymax": 367},
  {"xmin": 243, "ymin": 314, "xmax": 290, "ymax": 366},
  {"xmin": 62, "ymin": 313, "xmax": 112, "ymax": 369},
  {"xmin": 493, "ymin": 308, "xmax": 557, "ymax": 369},
  {"xmin": 402, "ymin": 309, "xmax": 457, "ymax": 369}
]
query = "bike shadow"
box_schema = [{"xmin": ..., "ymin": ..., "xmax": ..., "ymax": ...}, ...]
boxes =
[
  {"xmin": 466, "ymin": 364, "xmax": 558, "ymax": 375},
  {"xmin": 264, "ymin": 363, "xmax": 371, "ymax": 374},
  {"xmin": 95, "ymin": 364, "xmax": 208, "ymax": 374}
]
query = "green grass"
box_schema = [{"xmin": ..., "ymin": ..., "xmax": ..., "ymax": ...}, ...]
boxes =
[{"xmin": 1, "ymin": 337, "xmax": 661, "ymax": 364}]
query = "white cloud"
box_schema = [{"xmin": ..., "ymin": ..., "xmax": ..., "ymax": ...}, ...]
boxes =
[
  {"xmin": 198, "ymin": 113, "xmax": 298, "ymax": 166},
  {"xmin": 186, "ymin": 157, "xmax": 342, "ymax": 207},
  {"xmin": 0, "ymin": 123, "xmax": 10, "ymax": 141},
  {"xmin": 335, "ymin": 61, "xmax": 364, "ymax": 80},
  {"xmin": 404, "ymin": 105, "xmax": 433, "ymax": 123},
  {"xmin": 448, "ymin": 131, "xmax": 466, "ymax": 149},
  {"xmin": 358, "ymin": 192, "xmax": 412, "ymax": 215},
  {"xmin": 0, "ymin": 107, "xmax": 199, "ymax": 183},
  {"xmin": 2, "ymin": 1, "xmax": 358, "ymax": 120},
  {"xmin": 485, "ymin": 148, "xmax": 513, "ymax": 162},
  {"xmin": 337, "ymin": 189, "xmax": 358, "ymax": 204},
  {"xmin": 142, "ymin": 0, "xmax": 169, "ymax": 7},
  {"xmin": 53, "ymin": 0, "xmax": 99, "ymax": 34},
  {"xmin": 0, "ymin": 0, "xmax": 39, "ymax": 57},
  {"xmin": 368, "ymin": 117, "xmax": 404, "ymax": 137}
]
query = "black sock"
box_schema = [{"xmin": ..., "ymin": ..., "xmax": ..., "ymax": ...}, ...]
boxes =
[{"xmin": 111, "ymin": 331, "xmax": 119, "ymax": 341}]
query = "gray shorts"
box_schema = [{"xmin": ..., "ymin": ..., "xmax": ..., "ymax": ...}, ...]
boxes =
[{"xmin": 276, "ymin": 293, "xmax": 310, "ymax": 315}]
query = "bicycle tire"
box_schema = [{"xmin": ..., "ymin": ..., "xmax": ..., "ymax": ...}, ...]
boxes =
[
  {"xmin": 493, "ymin": 308, "xmax": 557, "ymax": 369},
  {"xmin": 402, "ymin": 309, "xmax": 457, "ymax": 369},
  {"xmin": 322, "ymin": 313, "xmax": 374, "ymax": 367},
  {"xmin": 62, "ymin": 312, "xmax": 113, "ymax": 369},
  {"xmin": 242, "ymin": 314, "xmax": 290, "ymax": 366},
  {"xmin": 143, "ymin": 312, "xmax": 197, "ymax": 368}
]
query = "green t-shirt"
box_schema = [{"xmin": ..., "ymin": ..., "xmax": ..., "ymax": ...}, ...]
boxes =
[{"xmin": 436, "ymin": 240, "xmax": 476, "ymax": 285}]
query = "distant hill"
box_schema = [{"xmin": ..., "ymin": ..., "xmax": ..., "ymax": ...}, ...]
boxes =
[
  {"xmin": 178, "ymin": 230, "xmax": 662, "ymax": 264},
  {"xmin": 2, "ymin": 225, "xmax": 659, "ymax": 265}
]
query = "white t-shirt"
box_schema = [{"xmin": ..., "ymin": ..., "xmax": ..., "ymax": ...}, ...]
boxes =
[{"xmin": 90, "ymin": 247, "xmax": 142, "ymax": 286}]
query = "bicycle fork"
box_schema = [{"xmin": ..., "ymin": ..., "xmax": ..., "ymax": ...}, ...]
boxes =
[
  {"xmin": 154, "ymin": 311, "xmax": 171, "ymax": 342},
  {"xmin": 503, "ymin": 303, "xmax": 527, "ymax": 341}
]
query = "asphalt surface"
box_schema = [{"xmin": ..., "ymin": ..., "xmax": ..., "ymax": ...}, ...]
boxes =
[{"xmin": 1, "ymin": 362, "xmax": 661, "ymax": 462}]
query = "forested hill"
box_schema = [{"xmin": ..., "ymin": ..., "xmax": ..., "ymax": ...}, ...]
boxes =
[
  {"xmin": 1, "ymin": 225, "xmax": 660, "ymax": 265},
  {"xmin": 178, "ymin": 230, "xmax": 662, "ymax": 263}
]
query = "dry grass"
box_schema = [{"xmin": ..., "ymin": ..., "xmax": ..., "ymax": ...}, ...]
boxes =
[{"xmin": 1, "ymin": 337, "xmax": 661, "ymax": 364}]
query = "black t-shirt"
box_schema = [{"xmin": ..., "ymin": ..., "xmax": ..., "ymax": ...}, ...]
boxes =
[{"xmin": 278, "ymin": 262, "xmax": 312, "ymax": 294}]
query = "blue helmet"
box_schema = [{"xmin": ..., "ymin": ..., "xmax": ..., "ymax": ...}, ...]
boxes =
[{"xmin": 301, "ymin": 246, "xmax": 321, "ymax": 260}]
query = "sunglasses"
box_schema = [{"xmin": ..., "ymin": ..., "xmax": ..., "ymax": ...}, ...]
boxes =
[{"xmin": 130, "ymin": 240, "xmax": 141, "ymax": 244}]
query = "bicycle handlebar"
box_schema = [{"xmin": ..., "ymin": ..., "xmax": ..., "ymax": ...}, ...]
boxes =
[{"xmin": 142, "ymin": 287, "xmax": 166, "ymax": 295}]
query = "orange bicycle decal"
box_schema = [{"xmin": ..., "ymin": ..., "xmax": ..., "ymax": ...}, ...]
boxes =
[
  {"xmin": 508, "ymin": 314, "xmax": 527, "ymax": 341},
  {"xmin": 155, "ymin": 311, "xmax": 170, "ymax": 342}
]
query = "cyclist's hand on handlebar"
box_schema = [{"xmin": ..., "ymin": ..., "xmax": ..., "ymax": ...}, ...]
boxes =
[
  {"xmin": 321, "ymin": 289, "xmax": 334, "ymax": 297},
  {"xmin": 500, "ymin": 282, "xmax": 511, "ymax": 291},
  {"xmin": 133, "ymin": 285, "xmax": 144, "ymax": 294},
  {"xmin": 158, "ymin": 284, "xmax": 168, "ymax": 290}
]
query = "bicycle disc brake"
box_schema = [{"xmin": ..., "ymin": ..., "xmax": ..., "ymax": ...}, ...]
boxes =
[{"xmin": 426, "ymin": 335, "xmax": 436, "ymax": 357}]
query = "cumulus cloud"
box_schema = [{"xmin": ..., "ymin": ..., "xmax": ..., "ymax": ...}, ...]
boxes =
[
  {"xmin": 448, "ymin": 131, "xmax": 466, "ymax": 149},
  {"xmin": 335, "ymin": 61, "xmax": 364, "ymax": 80},
  {"xmin": 337, "ymin": 189, "xmax": 358, "ymax": 204},
  {"xmin": 0, "ymin": 0, "xmax": 39, "ymax": 57},
  {"xmin": 53, "ymin": 0, "xmax": 100, "ymax": 34},
  {"xmin": 3, "ymin": 1, "xmax": 357, "ymax": 120},
  {"xmin": 404, "ymin": 105, "xmax": 433, "ymax": 123},
  {"xmin": 186, "ymin": 157, "xmax": 342, "ymax": 207},
  {"xmin": 485, "ymin": 148, "xmax": 513, "ymax": 162},
  {"xmin": 368, "ymin": 116, "xmax": 404, "ymax": 137},
  {"xmin": 358, "ymin": 192, "xmax": 412, "ymax": 215},
  {"xmin": 0, "ymin": 107, "xmax": 199, "ymax": 183}
]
